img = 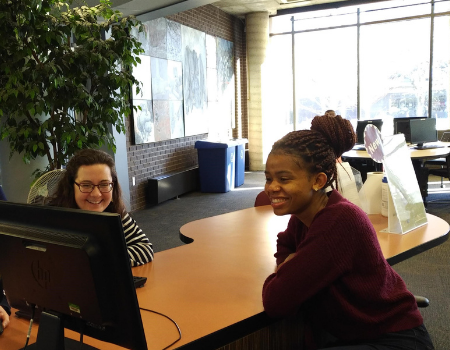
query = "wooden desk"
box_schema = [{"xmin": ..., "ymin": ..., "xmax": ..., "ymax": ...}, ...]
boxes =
[
  {"xmin": 342, "ymin": 147, "xmax": 450, "ymax": 200},
  {"xmin": 3, "ymin": 207, "xmax": 449, "ymax": 350},
  {"xmin": 343, "ymin": 147, "xmax": 450, "ymax": 161}
]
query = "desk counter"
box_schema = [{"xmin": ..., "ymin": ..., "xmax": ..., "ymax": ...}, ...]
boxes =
[
  {"xmin": 343, "ymin": 147, "xmax": 450, "ymax": 160},
  {"xmin": 3, "ymin": 207, "xmax": 449, "ymax": 350}
]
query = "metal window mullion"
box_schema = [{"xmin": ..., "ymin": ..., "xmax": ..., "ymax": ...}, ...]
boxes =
[
  {"xmin": 292, "ymin": 16, "xmax": 297, "ymax": 131},
  {"xmin": 429, "ymin": 0, "xmax": 435, "ymax": 118},
  {"xmin": 357, "ymin": 8, "xmax": 361, "ymax": 120}
]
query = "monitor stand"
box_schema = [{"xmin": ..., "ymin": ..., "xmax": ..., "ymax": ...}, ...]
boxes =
[
  {"xmin": 414, "ymin": 142, "xmax": 444, "ymax": 150},
  {"xmin": 20, "ymin": 310, "xmax": 99, "ymax": 350}
]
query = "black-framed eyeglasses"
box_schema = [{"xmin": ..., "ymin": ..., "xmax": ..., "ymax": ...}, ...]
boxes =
[{"xmin": 74, "ymin": 182, "xmax": 114, "ymax": 193}]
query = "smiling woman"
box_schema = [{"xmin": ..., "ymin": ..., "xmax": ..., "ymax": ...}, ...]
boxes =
[
  {"xmin": 48, "ymin": 149, "xmax": 154, "ymax": 266},
  {"xmin": 262, "ymin": 115, "xmax": 435, "ymax": 350}
]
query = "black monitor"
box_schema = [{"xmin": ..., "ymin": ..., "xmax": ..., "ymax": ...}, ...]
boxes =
[
  {"xmin": 393, "ymin": 117, "xmax": 422, "ymax": 142},
  {"xmin": 410, "ymin": 117, "xmax": 438, "ymax": 148},
  {"xmin": 356, "ymin": 119, "xmax": 383, "ymax": 144},
  {"xmin": 0, "ymin": 201, "xmax": 147, "ymax": 350}
]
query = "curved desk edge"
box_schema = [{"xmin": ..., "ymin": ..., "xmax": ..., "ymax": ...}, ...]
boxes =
[
  {"xmin": 176, "ymin": 312, "xmax": 275, "ymax": 350},
  {"xmin": 386, "ymin": 229, "xmax": 449, "ymax": 266}
]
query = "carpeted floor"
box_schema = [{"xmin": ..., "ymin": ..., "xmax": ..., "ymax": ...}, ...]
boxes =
[{"xmin": 132, "ymin": 171, "xmax": 450, "ymax": 349}]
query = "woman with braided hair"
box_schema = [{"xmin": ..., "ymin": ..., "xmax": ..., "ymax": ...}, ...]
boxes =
[{"xmin": 262, "ymin": 115, "xmax": 434, "ymax": 349}]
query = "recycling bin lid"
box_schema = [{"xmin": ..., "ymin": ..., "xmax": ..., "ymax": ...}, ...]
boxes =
[
  {"xmin": 230, "ymin": 138, "xmax": 248, "ymax": 145},
  {"xmin": 195, "ymin": 139, "xmax": 238, "ymax": 149}
]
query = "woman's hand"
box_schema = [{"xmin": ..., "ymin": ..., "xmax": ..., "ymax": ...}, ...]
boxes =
[
  {"xmin": 0, "ymin": 305, "xmax": 9, "ymax": 332},
  {"xmin": 275, "ymin": 253, "xmax": 296, "ymax": 272}
]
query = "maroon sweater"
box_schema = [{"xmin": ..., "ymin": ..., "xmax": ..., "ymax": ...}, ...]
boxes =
[{"xmin": 262, "ymin": 190, "xmax": 423, "ymax": 341}]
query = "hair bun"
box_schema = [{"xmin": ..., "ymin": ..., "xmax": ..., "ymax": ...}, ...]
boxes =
[{"xmin": 310, "ymin": 115, "xmax": 356, "ymax": 158}]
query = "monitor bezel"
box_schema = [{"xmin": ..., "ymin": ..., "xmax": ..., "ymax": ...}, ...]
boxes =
[
  {"xmin": 0, "ymin": 201, "xmax": 147, "ymax": 350},
  {"xmin": 356, "ymin": 119, "xmax": 383, "ymax": 144},
  {"xmin": 410, "ymin": 117, "xmax": 438, "ymax": 146},
  {"xmin": 393, "ymin": 116, "xmax": 424, "ymax": 142}
]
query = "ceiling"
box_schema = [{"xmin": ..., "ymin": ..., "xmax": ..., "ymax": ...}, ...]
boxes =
[{"xmin": 84, "ymin": 0, "xmax": 371, "ymax": 21}]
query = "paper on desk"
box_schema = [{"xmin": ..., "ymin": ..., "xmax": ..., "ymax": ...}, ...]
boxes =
[
  {"xmin": 337, "ymin": 162, "xmax": 363, "ymax": 209},
  {"xmin": 358, "ymin": 172, "xmax": 384, "ymax": 214}
]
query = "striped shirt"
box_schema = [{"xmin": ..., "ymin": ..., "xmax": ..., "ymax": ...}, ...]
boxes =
[{"xmin": 122, "ymin": 212, "xmax": 154, "ymax": 266}]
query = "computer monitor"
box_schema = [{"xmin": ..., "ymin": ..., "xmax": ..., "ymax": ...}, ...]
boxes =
[
  {"xmin": 410, "ymin": 117, "xmax": 438, "ymax": 148},
  {"xmin": 356, "ymin": 119, "xmax": 383, "ymax": 144},
  {"xmin": 393, "ymin": 117, "xmax": 422, "ymax": 142},
  {"xmin": 0, "ymin": 201, "xmax": 147, "ymax": 350}
]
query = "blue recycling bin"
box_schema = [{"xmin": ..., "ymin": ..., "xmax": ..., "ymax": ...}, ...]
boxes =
[
  {"xmin": 195, "ymin": 140, "xmax": 237, "ymax": 193},
  {"xmin": 232, "ymin": 138, "xmax": 248, "ymax": 187}
]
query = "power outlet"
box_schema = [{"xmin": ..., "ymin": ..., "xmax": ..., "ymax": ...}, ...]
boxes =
[{"xmin": 132, "ymin": 177, "xmax": 136, "ymax": 186}]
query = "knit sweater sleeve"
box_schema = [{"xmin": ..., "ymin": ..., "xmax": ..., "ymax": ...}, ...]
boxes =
[
  {"xmin": 122, "ymin": 212, "xmax": 154, "ymax": 266},
  {"xmin": 262, "ymin": 192, "xmax": 386, "ymax": 319},
  {"xmin": 274, "ymin": 215, "xmax": 301, "ymax": 266},
  {"xmin": 262, "ymin": 191, "xmax": 422, "ymax": 340}
]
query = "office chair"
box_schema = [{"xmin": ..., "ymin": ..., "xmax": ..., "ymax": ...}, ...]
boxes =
[
  {"xmin": 425, "ymin": 131, "xmax": 450, "ymax": 190},
  {"xmin": 425, "ymin": 154, "xmax": 450, "ymax": 204},
  {"xmin": 254, "ymin": 190, "xmax": 271, "ymax": 207},
  {"xmin": 27, "ymin": 169, "xmax": 66, "ymax": 204}
]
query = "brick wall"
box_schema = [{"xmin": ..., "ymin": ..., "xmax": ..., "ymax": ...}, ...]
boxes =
[{"xmin": 126, "ymin": 4, "xmax": 247, "ymax": 211}]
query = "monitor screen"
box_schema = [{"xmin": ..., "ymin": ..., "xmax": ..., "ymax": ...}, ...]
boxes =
[
  {"xmin": 356, "ymin": 119, "xmax": 383, "ymax": 144},
  {"xmin": 0, "ymin": 201, "xmax": 147, "ymax": 350},
  {"xmin": 410, "ymin": 117, "xmax": 437, "ymax": 146},
  {"xmin": 393, "ymin": 117, "xmax": 423, "ymax": 142}
]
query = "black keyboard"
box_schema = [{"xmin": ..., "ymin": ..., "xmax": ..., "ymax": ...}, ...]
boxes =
[
  {"xmin": 414, "ymin": 144, "xmax": 444, "ymax": 150},
  {"xmin": 133, "ymin": 276, "xmax": 147, "ymax": 288}
]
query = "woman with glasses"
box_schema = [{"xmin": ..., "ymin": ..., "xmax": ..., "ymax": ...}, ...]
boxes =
[{"xmin": 49, "ymin": 149, "xmax": 154, "ymax": 266}]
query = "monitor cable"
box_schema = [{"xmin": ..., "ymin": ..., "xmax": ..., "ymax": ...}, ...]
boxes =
[
  {"xmin": 79, "ymin": 321, "xmax": 85, "ymax": 350},
  {"xmin": 22, "ymin": 303, "xmax": 36, "ymax": 349},
  {"xmin": 140, "ymin": 307, "xmax": 182, "ymax": 350}
]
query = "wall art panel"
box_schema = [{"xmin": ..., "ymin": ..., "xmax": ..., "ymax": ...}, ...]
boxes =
[
  {"xmin": 147, "ymin": 17, "xmax": 167, "ymax": 59},
  {"xmin": 182, "ymin": 26, "xmax": 208, "ymax": 136},
  {"xmin": 167, "ymin": 20, "xmax": 182, "ymax": 62},
  {"xmin": 133, "ymin": 100, "xmax": 154, "ymax": 144}
]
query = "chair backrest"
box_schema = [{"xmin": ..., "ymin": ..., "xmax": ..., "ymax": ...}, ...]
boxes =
[
  {"xmin": 440, "ymin": 131, "xmax": 450, "ymax": 142},
  {"xmin": 254, "ymin": 191, "xmax": 271, "ymax": 207},
  {"xmin": 428, "ymin": 154, "xmax": 450, "ymax": 180},
  {"xmin": 27, "ymin": 169, "xmax": 66, "ymax": 204}
]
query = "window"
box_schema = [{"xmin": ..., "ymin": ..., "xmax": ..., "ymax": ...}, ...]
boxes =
[
  {"xmin": 360, "ymin": 18, "xmax": 430, "ymax": 136},
  {"xmin": 294, "ymin": 27, "xmax": 357, "ymax": 129},
  {"xmin": 268, "ymin": 0, "xmax": 450, "ymax": 134}
]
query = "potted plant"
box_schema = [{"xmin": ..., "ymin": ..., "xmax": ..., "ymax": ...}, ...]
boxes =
[{"xmin": 0, "ymin": 0, "xmax": 144, "ymax": 179}]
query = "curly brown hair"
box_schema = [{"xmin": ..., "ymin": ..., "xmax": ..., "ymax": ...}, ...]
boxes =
[
  {"xmin": 48, "ymin": 149, "xmax": 126, "ymax": 216},
  {"xmin": 270, "ymin": 115, "xmax": 356, "ymax": 190}
]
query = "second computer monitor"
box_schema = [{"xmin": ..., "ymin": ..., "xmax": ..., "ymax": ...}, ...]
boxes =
[
  {"xmin": 410, "ymin": 117, "xmax": 437, "ymax": 147},
  {"xmin": 393, "ymin": 117, "xmax": 421, "ymax": 142},
  {"xmin": 356, "ymin": 119, "xmax": 383, "ymax": 144}
]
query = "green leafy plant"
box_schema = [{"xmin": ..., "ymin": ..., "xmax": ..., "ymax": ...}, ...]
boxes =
[{"xmin": 0, "ymin": 0, "xmax": 144, "ymax": 178}]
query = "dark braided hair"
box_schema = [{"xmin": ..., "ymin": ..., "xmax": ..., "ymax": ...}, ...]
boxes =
[{"xmin": 270, "ymin": 115, "xmax": 356, "ymax": 190}]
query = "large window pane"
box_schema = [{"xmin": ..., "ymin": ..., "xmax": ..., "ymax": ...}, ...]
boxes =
[
  {"xmin": 270, "ymin": 15, "xmax": 292, "ymax": 34},
  {"xmin": 435, "ymin": 0, "xmax": 450, "ymax": 14},
  {"xmin": 294, "ymin": 27, "xmax": 357, "ymax": 130},
  {"xmin": 293, "ymin": 8, "xmax": 357, "ymax": 32},
  {"xmin": 360, "ymin": 19, "xmax": 430, "ymax": 136},
  {"xmin": 263, "ymin": 34, "xmax": 293, "ymax": 160},
  {"xmin": 360, "ymin": 0, "xmax": 430, "ymax": 23},
  {"xmin": 432, "ymin": 15, "xmax": 450, "ymax": 130}
]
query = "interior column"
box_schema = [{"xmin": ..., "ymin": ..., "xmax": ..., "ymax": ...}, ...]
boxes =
[{"xmin": 246, "ymin": 12, "xmax": 269, "ymax": 171}]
